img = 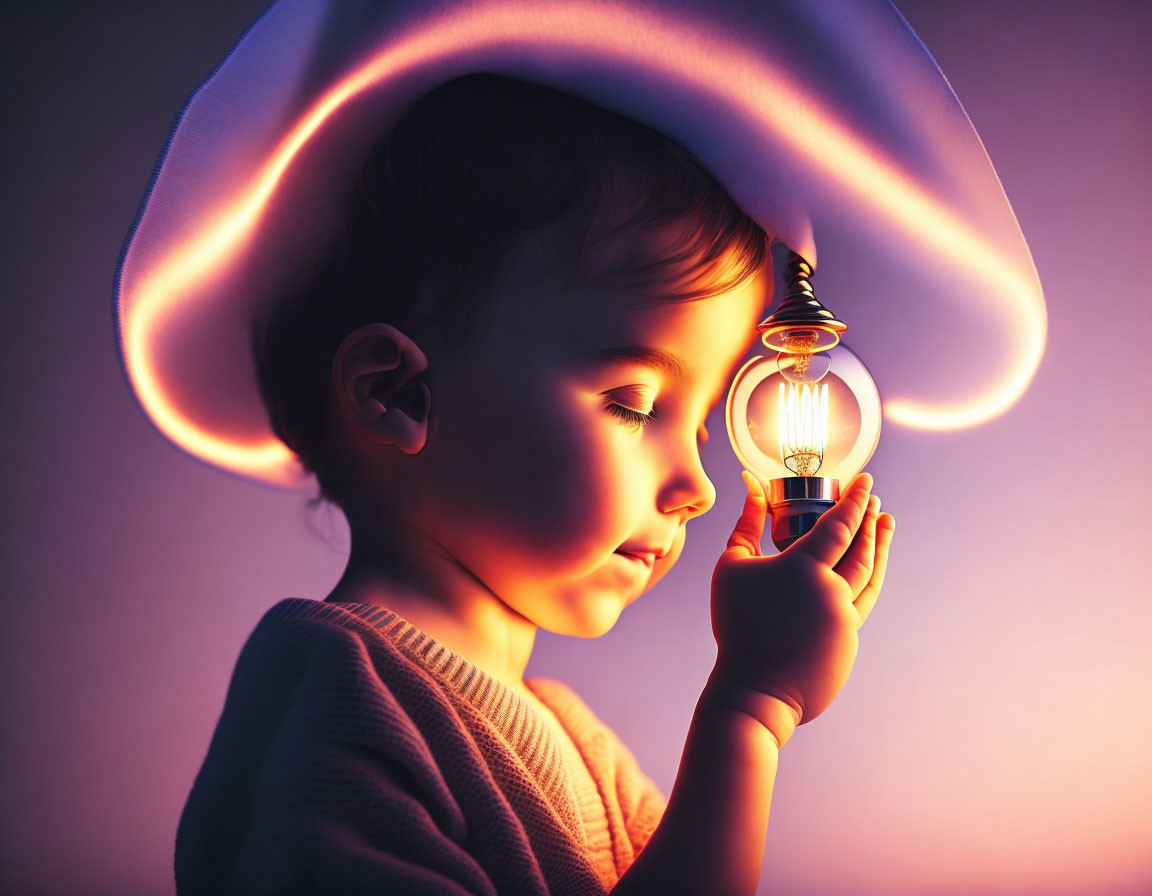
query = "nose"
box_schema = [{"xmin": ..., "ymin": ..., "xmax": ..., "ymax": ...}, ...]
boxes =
[{"xmin": 656, "ymin": 437, "xmax": 716, "ymax": 519}]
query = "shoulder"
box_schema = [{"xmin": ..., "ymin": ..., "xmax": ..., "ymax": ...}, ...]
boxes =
[
  {"xmin": 209, "ymin": 597, "xmax": 482, "ymax": 792},
  {"xmin": 238, "ymin": 597, "xmax": 438, "ymax": 689},
  {"xmin": 230, "ymin": 598, "xmax": 461, "ymax": 731},
  {"xmin": 247, "ymin": 596, "xmax": 398, "ymax": 651},
  {"xmin": 185, "ymin": 598, "xmax": 479, "ymax": 835},
  {"xmin": 177, "ymin": 599, "xmax": 496, "ymax": 894},
  {"xmin": 227, "ymin": 599, "xmax": 406, "ymax": 707}
]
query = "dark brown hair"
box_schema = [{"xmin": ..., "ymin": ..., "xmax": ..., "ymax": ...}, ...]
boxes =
[{"xmin": 252, "ymin": 72, "xmax": 773, "ymax": 509}]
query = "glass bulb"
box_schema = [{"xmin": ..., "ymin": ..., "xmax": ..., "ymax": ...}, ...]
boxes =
[{"xmin": 727, "ymin": 342, "xmax": 881, "ymax": 488}]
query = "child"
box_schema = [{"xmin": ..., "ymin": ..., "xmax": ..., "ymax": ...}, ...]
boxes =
[{"xmin": 172, "ymin": 72, "xmax": 894, "ymax": 895}]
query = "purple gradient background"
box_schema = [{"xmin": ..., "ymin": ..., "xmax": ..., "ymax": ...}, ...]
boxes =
[{"xmin": 3, "ymin": 2, "xmax": 1150, "ymax": 894}]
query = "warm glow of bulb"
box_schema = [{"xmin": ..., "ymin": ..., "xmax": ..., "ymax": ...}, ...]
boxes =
[{"xmin": 779, "ymin": 381, "xmax": 829, "ymax": 476}]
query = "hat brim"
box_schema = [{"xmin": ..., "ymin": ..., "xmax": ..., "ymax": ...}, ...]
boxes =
[{"xmin": 113, "ymin": 0, "xmax": 1045, "ymax": 489}]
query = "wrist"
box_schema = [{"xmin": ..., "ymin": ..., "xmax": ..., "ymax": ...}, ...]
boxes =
[{"xmin": 700, "ymin": 664, "xmax": 802, "ymax": 749}]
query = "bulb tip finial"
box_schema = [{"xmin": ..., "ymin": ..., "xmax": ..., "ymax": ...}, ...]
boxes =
[{"xmin": 758, "ymin": 251, "xmax": 846, "ymax": 351}]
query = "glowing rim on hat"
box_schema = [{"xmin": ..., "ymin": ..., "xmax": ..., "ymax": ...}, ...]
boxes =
[{"xmin": 113, "ymin": 0, "xmax": 1046, "ymax": 489}]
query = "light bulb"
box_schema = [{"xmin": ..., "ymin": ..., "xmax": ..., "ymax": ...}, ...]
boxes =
[{"xmin": 726, "ymin": 252, "xmax": 882, "ymax": 550}]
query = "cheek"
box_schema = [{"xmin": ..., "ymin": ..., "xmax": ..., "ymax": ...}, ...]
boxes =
[{"xmin": 426, "ymin": 376, "xmax": 645, "ymax": 575}]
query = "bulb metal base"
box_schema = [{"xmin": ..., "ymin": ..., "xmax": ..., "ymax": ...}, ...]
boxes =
[{"xmin": 766, "ymin": 476, "xmax": 840, "ymax": 551}]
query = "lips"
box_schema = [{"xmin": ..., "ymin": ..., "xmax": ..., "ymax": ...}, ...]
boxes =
[
  {"xmin": 615, "ymin": 551, "xmax": 654, "ymax": 568},
  {"xmin": 619, "ymin": 544, "xmax": 669, "ymax": 558},
  {"xmin": 614, "ymin": 546, "xmax": 668, "ymax": 567}
]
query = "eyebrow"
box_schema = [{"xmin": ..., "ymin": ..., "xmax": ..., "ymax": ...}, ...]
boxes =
[
  {"xmin": 591, "ymin": 346, "xmax": 689, "ymax": 382},
  {"xmin": 592, "ymin": 344, "xmax": 733, "ymax": 426}
]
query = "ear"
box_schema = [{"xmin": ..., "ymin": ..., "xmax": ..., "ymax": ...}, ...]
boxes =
[{"xmin": 331, "ymin": 323, "xmax": 431, "ymax": 454}]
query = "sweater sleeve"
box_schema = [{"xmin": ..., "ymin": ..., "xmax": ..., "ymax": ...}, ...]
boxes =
[{"xmin": 175, "ymin": 614, "xmax": 499, "ymax": 896}]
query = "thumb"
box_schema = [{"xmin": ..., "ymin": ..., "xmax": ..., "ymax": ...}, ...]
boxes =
[
  {"xmin": 791, "ymin": 472, "xmax": 873, "ymax": 566},
  {"xmin": 724, "ymin": 471, "xmax": 767, "ymax": 559}
]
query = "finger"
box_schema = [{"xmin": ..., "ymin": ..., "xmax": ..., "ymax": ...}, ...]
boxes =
[
  {"xmin": 854, "ymin": 512, "xmax": 895, "ymax": 624},
  {"xmin": 791, "ymin": 472, "xmax": 873, "ymax": 567},
  {"xmin": 834, "ymin": 493, "xmax": 880, "ymax": 597},
  {"xmin": 724, "ymin": 471, "xmax": 767, "ymax": 558}
]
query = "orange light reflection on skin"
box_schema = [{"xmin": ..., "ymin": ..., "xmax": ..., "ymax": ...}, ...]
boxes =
[{"xmin": 123, "ymin": 0, "xmax": 1045, "ymax": 485}]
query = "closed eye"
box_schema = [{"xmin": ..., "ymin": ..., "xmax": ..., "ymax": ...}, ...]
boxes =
[{"xmin": 605, "ymin": 401, "xmax": 657, "ymax": 430}]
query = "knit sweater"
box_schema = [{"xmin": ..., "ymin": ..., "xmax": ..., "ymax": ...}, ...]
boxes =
[{"xmin": 175, "ymin": 598, "xmax": 668, "ymax": 895}]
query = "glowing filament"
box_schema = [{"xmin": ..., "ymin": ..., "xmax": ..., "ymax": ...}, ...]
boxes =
[{"xmin": 779, "ymin": 381, "xmax": 829, "ymax": 475}]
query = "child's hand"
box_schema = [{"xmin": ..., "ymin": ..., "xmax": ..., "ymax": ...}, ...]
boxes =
[{"xmin": 707, "ymin": 471, "xmax": 894, "ymax": 745}]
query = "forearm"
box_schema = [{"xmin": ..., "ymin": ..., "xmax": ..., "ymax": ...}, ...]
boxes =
[{"xmin": 609, "ymin": 667, "xmax": 800, "ymax": 896}]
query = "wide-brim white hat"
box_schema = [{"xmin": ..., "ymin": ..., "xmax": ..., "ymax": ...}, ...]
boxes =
[{"xmin": 113, "ymin": 0, "xmax": 1045, "ymax": 490}]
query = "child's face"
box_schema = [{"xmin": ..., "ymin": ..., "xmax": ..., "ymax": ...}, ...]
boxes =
[{"xmin": 409, "ymin": 226, "xmax": 769, "ymax": 638}]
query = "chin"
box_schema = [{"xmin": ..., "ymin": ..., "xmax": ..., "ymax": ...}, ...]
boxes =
[{"xmin": 549, "ymin": 591, "xmax": 628, "ymax": 640}]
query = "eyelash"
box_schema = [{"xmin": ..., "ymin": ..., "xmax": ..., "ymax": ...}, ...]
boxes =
[{"xmin": 605, "ymin": 401, "xmax": 658, "ymax": 430}]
